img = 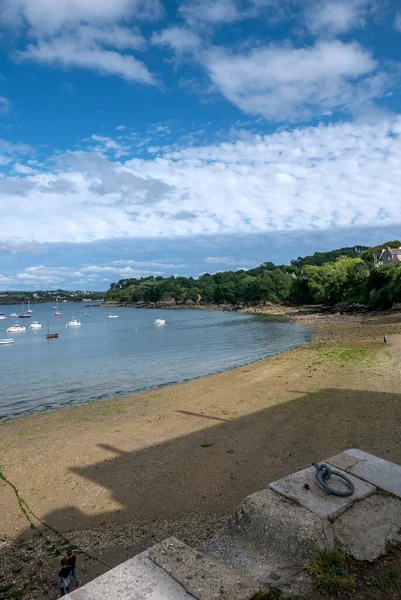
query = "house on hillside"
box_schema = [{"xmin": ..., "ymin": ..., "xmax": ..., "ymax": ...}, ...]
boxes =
[{"xmin": 378, "ymin": 246, "xmax": 401, "ymax": 265}]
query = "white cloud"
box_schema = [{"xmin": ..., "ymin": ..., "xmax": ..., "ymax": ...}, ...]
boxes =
[
  {"xmin": 90, "ymin": 134, "xmax": 132, "ymax": 157},
  {"xmin": 151, "ymin": 27, "xmax": 201, "ymax": 53},
  {"xmin": 0, "ymin": 0, "xmax": 163, "ymax": 32},
  {"xmin": 110, "ymin": 259, "xmax": 186, "ymax": 268},
  {"xmin": 0, "ymin": 96, "xmax": 10, "ymax": 113},
  {"xmin": 205, "ymin": 257, "xmax": 254, "ymax": 266},
  {"xmin": 205, "ymin": 40, "xmax": 382, "ymax": 121},
  {"xmin": 2, "ymin": 1, "xmax": 160, "ymax": 83},
  {"xmin": 13, "ymin": 162, "xmax": 36, "ymax": 174},
  {"xmin": 395, "ymin": 11, "xmax": 401, "ymax": 32},
  {"xmin": 304, "ymin": 0, "xmax": 376, "ymax": 35},
  {"xmin": 0, "ymin": 260, "xmax": 173, "ymax": 289},
  {"xmin": 17, "ymin": 36, "xmax": 155, "ymax": 84},
  {"xmin": 180, "ymin": 0, "xmax": 241, "ymax": 25},
  {"xmin": 1, "ymin": 118, "xmax": 401, "ymax": 247}
]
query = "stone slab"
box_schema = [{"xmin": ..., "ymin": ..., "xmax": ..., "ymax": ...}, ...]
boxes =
[
  {"xmin": 67, "ymin": 551, "xmax": 195, "ymax": 600},
  {"xmin": 224, "ymin": 489, "xmax": 328, "ymax": 569},
  {"xmin": 325, "ymin": 452, "xmax": 362, "ymax": 471},
  {"xmin": 148, "ymin": 537, "xmax": 258, "ymax": 600},
  {"xmin": 269, "ymin": 465, "xmax": 375, "ymax": 519},
  {"xmin": 333, "ymin": 493, "xmax": 401, "ymax": 561},
  {"xmin": 344, "ymin": 449, "xmax": 401, "ymax": 498}
]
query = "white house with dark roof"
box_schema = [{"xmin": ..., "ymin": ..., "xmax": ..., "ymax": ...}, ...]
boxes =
[{"xmin": 378, "ymin": 246, "xmax": 401, "ymax": 265}]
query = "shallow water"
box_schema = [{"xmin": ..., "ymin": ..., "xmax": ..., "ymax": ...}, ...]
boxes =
[{"xmin": 0, "ymin": 305, "xmax": 314, "ymax": 420}]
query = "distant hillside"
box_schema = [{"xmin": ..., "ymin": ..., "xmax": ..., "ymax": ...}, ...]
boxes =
[
  {"xmin": 291, "ymin": 246, "xmax": 369, "ymax": 268},
  {"xmin": 105, "ymin": 241, "xmax": 401, "ymax": 309}
]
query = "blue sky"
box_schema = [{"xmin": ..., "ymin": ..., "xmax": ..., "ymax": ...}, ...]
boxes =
[{"xmin": 1, "ymin": 0, "xmax": 401, "ymax": 290}]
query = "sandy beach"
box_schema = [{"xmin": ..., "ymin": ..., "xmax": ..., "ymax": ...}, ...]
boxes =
[{"xmin": 1, "ymin": 308, "xmax": 401, "ymax": 598}]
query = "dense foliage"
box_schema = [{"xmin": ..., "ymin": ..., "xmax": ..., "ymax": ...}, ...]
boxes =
[{"xmin": 106, "ymin": 242, "xmax": 401, "ymax": 309}]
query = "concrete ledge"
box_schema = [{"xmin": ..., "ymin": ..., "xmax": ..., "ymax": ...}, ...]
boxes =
[
  {"xmin": 67, "ymin": 551, "xmax": 195, "ymax": 600},
  {"xmin": 148, "ymin": 537, "xmax": 259, "ymax": 600},
  {"xmin": 269, "ymin": 465, "xmax": 375, "ymax": 519}
]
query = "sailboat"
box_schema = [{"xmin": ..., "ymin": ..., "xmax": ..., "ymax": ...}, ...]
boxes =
[
  {"xmin": 46, "ymin": 322, "xmax": 59, "ymax": 339},
  {"xmin": 108, "ymin": 307, "xmax": 119, "ymax": 318},
  {"xmin": 53, "ymin": 301, "xmax": 62, "ymax": 316},
  {"xmin": 19, "ymin": 301, "xmax": 31, "ymax": 318},
  {"xmin": 27, "ymin": 300, "xmax": 33, "ymax": 314}
]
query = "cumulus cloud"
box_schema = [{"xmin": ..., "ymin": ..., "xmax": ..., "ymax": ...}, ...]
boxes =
[
  {"xmin": 304, "ymin": 0, "xmax": 377, "ymax": 35},
  {"xmin": 17, "ymin": 35, "xmax": 155, "ymax": 84},
  {"xmin": 1, "ymin": 118, "xmax": 401, "ymax": 247},
  {"xmin": 151, "ymin": 27, "xmax": 201, "ymax": 53},
  {"xmin": 0, "ymin": 260, "xmax": 174, "ymax": 289},
  {"xmin": 204, "ymin": 40, "xmax": 384, "ymax": 121},
  {"xmin": 0, "ymin": 0, "xmax": 163, "ymax": 32},
  {"xmin": 2, "ymin": 1, "xmax": 160, "ymax": 83}
]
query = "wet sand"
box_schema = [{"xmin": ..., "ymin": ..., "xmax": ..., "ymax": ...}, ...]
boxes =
[{"xmin": 1, "ymin": 310, "xmax": 401, "ymax": 598}]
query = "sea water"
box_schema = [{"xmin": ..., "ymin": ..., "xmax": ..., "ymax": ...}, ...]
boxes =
[{"xmin": 0, "ymin": 305, "xmax": 314, "ymax": 420}]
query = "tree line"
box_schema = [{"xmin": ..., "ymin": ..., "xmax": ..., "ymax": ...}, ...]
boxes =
[{"xmin": 105, "ymin": 242, "xmax": 401, "ymax": 309}]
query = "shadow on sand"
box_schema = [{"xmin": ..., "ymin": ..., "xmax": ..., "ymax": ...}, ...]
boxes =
[{"xmin": 19, "ymin": 386, "xmax": 401, "ymax": 543}]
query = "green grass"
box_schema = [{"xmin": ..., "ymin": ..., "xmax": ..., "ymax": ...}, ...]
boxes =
[
  {"xmin": 308, "ymin": 343, "xmax": 377, "ymax": 367},
  {"xmin": 366, "ymin": 569, "xmax": 398, "ymax": 591},
  {"xmin": 253, "ymin": 313, "xmax": 291, "ymax": 323},
  {"xmin": 307, "ymin": 548, "xmax": 356, "ymax": 597}
]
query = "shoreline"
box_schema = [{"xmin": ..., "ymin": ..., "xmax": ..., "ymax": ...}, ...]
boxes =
[
  {"xmin": 2, "ymin": 310, "xmax": 401, "ymax": 598},
  {"xmin": 0, "ymin": 307, "xmax": 313, "ymax": 425}
]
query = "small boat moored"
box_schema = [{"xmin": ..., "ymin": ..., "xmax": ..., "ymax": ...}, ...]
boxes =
[
  {"xmin": 0, "ymin": 313, "xmax": 6, "ymax": 320},
  {"xmin": 46, "ymin": 322, "xmax": 59, "ymax": 339},
  {"xmin": 7, "ymin": 324, "xmax": 27, "ymax": 333},
  {"xmin": 0, "ymin": 338, "xmax": 14, "ymax": 345},
  {"xmin": 67, "ymin": 318, "xmax": 81, "ymax": 327},
  {"xmin": 29, "ymin": 321, "xmax": 42, "ymax": 329},
  {"xmin": 154, "ymin": 319, "xmax": 166, "ymax": 325},
  {"xmin": 53, "ymin": 301, "xmax": 62, "ymax": 316},
  {"xmin": 10, "ymin": 313, "xmax": 18, "ymax": 317}
]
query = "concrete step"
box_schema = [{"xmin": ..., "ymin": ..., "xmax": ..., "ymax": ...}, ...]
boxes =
[
  {"xmin": 148, "ymin": 537, "xmax": 261, "ymax": 600},
  {"xmin": 66, "ymin": 550, "xmax": 196, "ymax": 600}
]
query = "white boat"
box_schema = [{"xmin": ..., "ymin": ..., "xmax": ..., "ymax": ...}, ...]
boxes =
[
  {"xmin": 7, "ymin": 323, "xmax": 26, "ymax": 333},
  {"xmin": 0, "ymin": 314, "xmax": 6, "ymax": 320},
  {"xmin": 26, "ymin": 300, "xmax": 33, "ymax": 313},
  {"xmin": 0, "ymin": 338, "xmax": 14, "ymax": 345},
  {"xmin": 10, "ymin": 313, "xmax": 18, "ymax": 317},
  {"xmin": 66, "ymin": 318, "xmax": 81, "ymax": 327},
  {"xmin": 29, "ymin": 321, "xmax": 42, "ymax": 329},
  {"xmin": 154, "ymin": 319, "xmax": 166, "ymax": 325},
  {"xmin": 53, "ymin": 301, "xmax": 62, "ymax": 316},
  {"xmin": 108, "ymin": 307, "xmax": 119, "ymax": 318}
]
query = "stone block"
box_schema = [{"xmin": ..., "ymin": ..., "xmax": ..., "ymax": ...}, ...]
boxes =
[
  {"xmin": 325, "ymin": 452, "xmax": 362, "ymax": 471},
  {"xmin": 148, "ymin": 537, "xmax": 258, "ymax": 600},
  {"xmin": 333, "ymin": 493, "xmax": 401, "ymax": 561},
  {"xmin": 67, "ymin": 551, "xmax": 195, "ymax": 600},
  {"xmin": 344, "ymin": 449, "xmax": 401, "ymax": 498},
  {"xmin": 269, "ymin": 465, "xmax": 375, "ymax": 519},
  {"xmin": 225, "ymin": 489, "xmax": 328, "ymax": 568}
]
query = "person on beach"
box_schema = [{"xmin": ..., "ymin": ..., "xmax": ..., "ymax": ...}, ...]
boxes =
[
  {"xmin": 58, "ymin": 558, "xmax": 72, "ymax": 597},
  {"xmin": 66, "ymin": 549, "xmax": 79, "ymax": 588},
  {"xmin": 384, "ymin": 334, "xmax": 388, "ymax": 344}
]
